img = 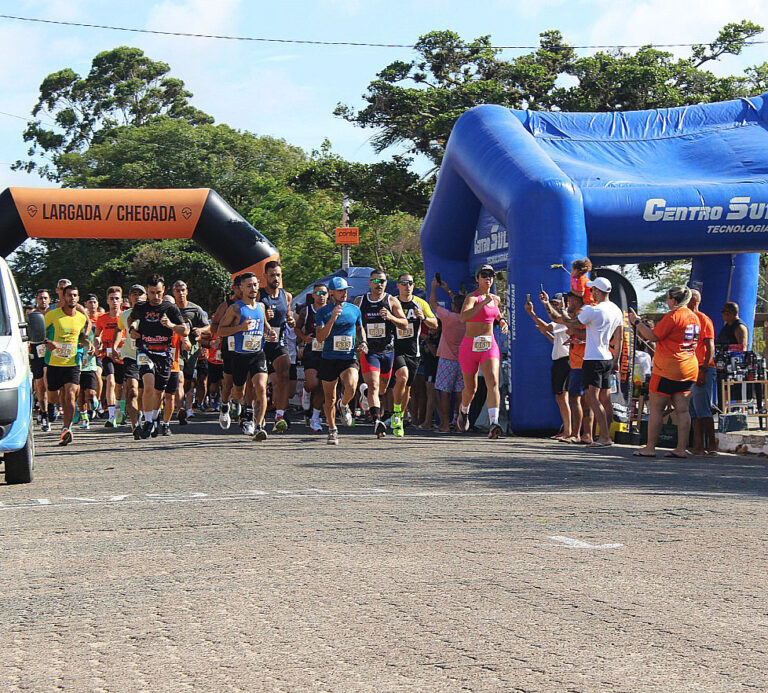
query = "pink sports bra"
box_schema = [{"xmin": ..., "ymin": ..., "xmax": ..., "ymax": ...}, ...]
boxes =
[{"xmin": 469, "ymin": 292, "xmax": 500, "ymax": 323}]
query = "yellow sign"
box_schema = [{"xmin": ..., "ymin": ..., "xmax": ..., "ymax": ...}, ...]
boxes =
[{"xmin": 335, "ymin": 227, "xmax": 359, "ymax": 245}]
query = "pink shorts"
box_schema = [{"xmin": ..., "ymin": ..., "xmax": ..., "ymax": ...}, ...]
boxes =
[{"xmin": 458, "ymin": 335, "xmax": 500, "ymax": 374}]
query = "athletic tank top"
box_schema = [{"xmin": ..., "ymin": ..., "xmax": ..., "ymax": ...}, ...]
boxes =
[
  {"xmin": 358, "ymin": 293, "xmax": 394, "ymax": 353},
  {"xmin": 259, "ymin": 288, "xmax": 289, "ymax": 347},
  {"xmin": 468, "ymin": 292, "xmax": 500, "ymax": 323},
  {"xmin": 232, "ymin": 301, "xmax": 266, "ymax": 354},
  {"xmin": 303, "ymin": 305, "xmax": 325, "ymax": 353},
  {"xmin": 221, "ymin": 297, "xmax": 236, "ymax": 354},
  {"xmin": 395, "ymin": 298, "xmax": 422, "ymax": 357},
  {"xmin": 716, "ymin": 318, "xmax": 747, "ymax": 346}
]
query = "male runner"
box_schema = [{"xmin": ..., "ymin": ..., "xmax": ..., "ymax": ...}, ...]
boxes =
[
  {"xmin": 95, "ymin": 286, "xmax": 124, "ymax": 428},
  {"xmin": 44, "ymin": 285, "xmax": 92, "ymax": 446},
  {"xmin": 159, "ymin": 332, "xmax": 189, "ymax": 436},
  {"xmin": 315, "ymin": 277, "xmax": 367, "ymax": 445},
  {"xmin": 129, "ymin": 275, "xmax": 188, "ymax": 439},
  {"xmin": 217, "ymin": 273, "xmax": 277, "ymax": 441},
  {"xmin": 294, "ymin": 284, "xmax": 328, "ymax": 432},
  {"xmin": 115, "ymin": 284, "xmax": 146, "ymax": 438},
  {"xmin": 29, "ymin": 288, "xmax": 51, "ymax": 431},
  {"xmin": 259, "ymin": 260, "xmax": 296, "ymax": 433},
  {"xmin": 211, "ymin": 277, "xmax": 244, "ymax": 429},
  {"xmin": 391, "ymin": 274, "xmax": 438, "ymax": 437},
  {"xmin": 78, "ymin": 317, "xmax": 100, "ymax": 429},
  {"xmin": 171, "ymin": 280, "xmax": 210, "ymax": 424},
  {"xmin": 354, "ymin": 269, "xmax": 408, "ymax": 438}
]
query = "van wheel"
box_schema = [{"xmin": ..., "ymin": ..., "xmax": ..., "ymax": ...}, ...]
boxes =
[{"xmin": 5, "ymin": 426, "xmax": 34, "ymax": 484}]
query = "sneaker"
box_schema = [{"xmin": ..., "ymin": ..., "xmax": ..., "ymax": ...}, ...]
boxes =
[
  {"xmin": 252, "ymin": 425, "xmax": 268, "ymax": 442},
  {"xmin": 133, "ymin": 424, "xmax": 143, "ymax": 440},
  {"xmin": 40, "ymin": 418, "xmax": 51, "ymax": 433},
  {"xmin": 375, "ymin": 419, "xmax": 387, "ymax": 439},
  {"xmin": 488, "ymin": 423, "xmax": 504, "ymax": 439},
  {"xmin": 327, "ymin": 428, "xmax": 339, "ymax": 445},
  {"xmin": 186, "ymin": 408, "xmax": 195, "ymax": 419},
  {"xmin": 219, "ymin": 406, "xmax": 231, "ymax": 430},
  {"xmin": 140, "ymin": 421, "xmax": 153, "ymax": 440},
  {"xmin": 151, "ymin": 420, "xmax": 160, "ymax": 438},
  {"xmin": 358, "ymin": 383, "xmax": 369, "ymax": 412},
  {"xmin": 273, "ymin": 415, "xmax": 288, "ymax": 434},
  {"xmin": 309, "ymin": 417, "xmax": 324, "ymax": 433},
  {"xmin": 104, "ymin": 418, "xmax": 116, "ymax": 429},
  {"xmin": 79, "ymin": 416, "xmax": 90, "ymax": 430},
  {"xmin": 391, "ymin": 414, "xmax": 404, "ymax": 438},
  {"xmin": 242, "ymin": 420, "xmax": 255, "ymax": 436},
  {"xmin": 160, "ymin": 422, "xmax": 172, "ymax": 436},
  {"xmin": 456, "ymin": 409, "xmax": 470, "ymax": 433},
  {"xmin": 338, "ymin": 401, "xmax": 353, "ymax": 427},
  {"xmin": 231, "ymin": 401, "xmax": 242, "ymax": 418},
  {"xmin": 178, "ymin": 408, "xmax": 188, "ymax": 426},
  {"xmin": 58, "ymin": 428, "xmax": 72, "ymax": 446}
]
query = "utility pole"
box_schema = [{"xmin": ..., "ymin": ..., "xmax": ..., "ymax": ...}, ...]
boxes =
[{"xmin": 341, "ymin": 196, "xmax": 351, "ymax": 271}]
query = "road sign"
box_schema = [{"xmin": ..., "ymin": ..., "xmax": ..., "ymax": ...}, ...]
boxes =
[{"xmin": 335, "ymin": 227, "xmax": 359, "ymax": 245}]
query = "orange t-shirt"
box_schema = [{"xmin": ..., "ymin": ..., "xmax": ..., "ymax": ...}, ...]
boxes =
[
  {"xmin": 652, "ymin": 307, "xmax": 700, "ymax": 381},
  {"xmin": 569, "ymin": 335, "xmax": 585, "ymax": 369},
  {"xmin": 570, "ymin": 275, "xmax": 593, "ymax": 305},
  {"xmin": 207, "ymin": 333, "xmax": 223, "ymax": 365},
  {"xmin": 694, "ymin": 310, "xmax": 715, "ymax": 368},
  {"xmin": 95, "ymin": 311, "xmax": 123, "ymax": 362},
  {"xmin": 171, "ymin": 333, "xmax": 182, "ymax": 373}
]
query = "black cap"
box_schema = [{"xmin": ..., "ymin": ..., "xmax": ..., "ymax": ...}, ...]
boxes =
[
  {"xmin": 129, "ymin": 284, "xmax": 145, "ymax": 294},
  {"xmin": 476, "ymin": 263, "xmax": 495, "ymax": 276}
]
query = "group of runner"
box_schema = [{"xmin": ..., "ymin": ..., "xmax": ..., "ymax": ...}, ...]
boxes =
[{"xmin": 28, "ymin": 262, "xmax": 510, "ymax": 447}]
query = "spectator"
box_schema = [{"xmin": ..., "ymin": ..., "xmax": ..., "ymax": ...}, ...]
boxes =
[
  {"xmin": 688, "ymin": 290, "xmax": 717, "ymax": 456},
  {"xmin": 570, "ymin": 258, "xmax": 593, "ymax": 305},
  {"xmin": 629, "ymin": 286, "xmax": 700, "ymax": 458},
  {"xmin": 524, "ymin": 292, "xmax": 571, "ymax": 441},
  {"xmin": 430, "ymin": 278, "xmax": 465, "ymax": 433},
  {"xmin": 716, "ymin": 301, "xmax": 748, "ymax": 350}
]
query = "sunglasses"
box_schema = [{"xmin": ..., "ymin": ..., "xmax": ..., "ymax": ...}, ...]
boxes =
[
  {"xmin": 399, "ymin": 280, "xmax": 414, "ymax": 286},
  {"xmin": 314, "ymin": 291, "xmax": 328, "ymax": 296},
  {"xmin": 479, "ymin": 272, "xmax": 495, "ymax": 279},
  {"xmin": 370, "ymin": 278, "xmax": 387, "ymax": 284}
]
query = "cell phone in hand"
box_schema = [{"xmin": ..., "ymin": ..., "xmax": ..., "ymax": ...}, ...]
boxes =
[
  {"xmin": 435, "ymin": 272, "xmax": 441, "ymax": 283},
  {"xmin": 540, "ymin": 283, "xmax": 544, "ymax": 294},
  {"xmin": 526, "ymin": 293, "xmax": 531, "ymax": 302}
]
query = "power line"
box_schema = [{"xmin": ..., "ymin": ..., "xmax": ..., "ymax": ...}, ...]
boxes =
[{"xmin": 0, "ymin": 13, "xmax": 764, "ymax": 51}]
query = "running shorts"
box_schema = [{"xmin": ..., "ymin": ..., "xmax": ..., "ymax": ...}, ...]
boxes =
[
  {"xmin": 393, "ymin": 354, "xmax": 420, "ymax": 387},
  {"xmin": 319, "ymin": 358, "xmax": 359, "ymax": 383},
  {"xmin": 360, "ymin": 351, "xmax": 394, "ymax": 378},
  {"xmin": 46, "ymin": 365, "xmax": 80, "ymax": 391},
  {"xmin": 458, "ymin": 335, "xmax": 500, "ymax": 375}
]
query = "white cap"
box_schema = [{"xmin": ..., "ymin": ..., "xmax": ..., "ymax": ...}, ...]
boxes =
[{"xmin": 587, "ymin": 277, "xmax": 612, "ymax": 293}]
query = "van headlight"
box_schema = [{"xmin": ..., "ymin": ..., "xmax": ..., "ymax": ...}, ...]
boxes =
[{"xmin": 0, "ymin": 353, "xmax": 16, "ymax": 382}]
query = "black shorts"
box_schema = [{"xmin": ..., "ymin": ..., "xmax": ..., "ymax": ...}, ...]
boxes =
[
  {"xmin": 196, "ymin": 357, "xmax": 209, "ymax": 377},
  {"xmin": 289, "ymin": 363, "xmax": 298, "ymax": 381},
  {"xmin": 394, "ymin": 354, "xmax": 420, "ymax": 387},
  {"xmin": 551, "ymin": 356, "xmax": 571, "ymax": 395},
  {"xmin": 319, "ymin": 358, "xmax": 359, "ymax": 383},
  {"xmin": 222, "ymin": 348, "xmax": 233, "ymax": 376},
  {"xmin": 122, "ymin": 357, "xmax": 140, "ymax": 382},
  {"xmin": 181, "ymin": 350, "xmax": 199, "ymax": 380},
  {"xmin": 138, "ymin": 353, "xmax": 173, "ymax": 392},
  {"xmin": 582, "ymin": 359, "xmax": 614, "ymax": 390},
  {"xmin": 264, "ymin": 344, "xmax": 290, "ymax": 374},
  {"xmin": 102, "ymin": 356, "xmax": 125, "ymax": 385},
  {"xmin": 232, "ymin": 352, "xmax": 268, "ymax": 387},
  {"xmin": 80, "ymin": 370, "xmax": 100, "ymax": 392},
  {"xmin": 302, "ymin": 351, "xmax": 323, "ymax": 373},
  {"xmin": 47, "ymin": 365, "xmax": 80, "ymax": 391},
  {"xmin": 650, "ymin": 374, "xmax": 694, "ymax": 397},
  {"xmin": 208, "ymin": 363, "xmax": 223, "ymax": 384},
  {"xmin": 30, "ymin": 356, "xmax": 46, "ymax": 381},
  {"xmin": 422, "ymin": 354, "xmax": 438, "ymax": 382},
  {"xmin": 165, "ymin": 371, "xmax": 181, "ymax": 395}
]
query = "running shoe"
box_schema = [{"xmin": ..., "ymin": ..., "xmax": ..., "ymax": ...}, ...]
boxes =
[
  {"xmin": 242, "ymin": 420, "xmax": 255, "ymax": 436},
  {"xmin": 456, "ymin": 410, "xmax": 470, "ymax": 433},
  {"xmin": 273, "ymin": 414, "xmax": 288, "ymax": 434},
  {"xmin": 231, "ymin": 401, "xmax": 242, "ymax": 418},
  {"xmin": 391, "ymin": 414, "xmax": 404, "ymax": 438},
  {"xmin": 40, "ymin": 418, "xmax": 51, "ymax": 433},
  {"xmin": 338, "ymin": 401, "xmax": 353, "ymax": 427},
  {"xmin": 104, "ymin": 418, "xmax": 116, "ymax": 428},
  {"xmin": 186, "ymin": 408, "xmax": 195, "ymax": 419},
  {"xmin": 160, "ymin": 422, "xmax": 172, "ymax": 436},
  {"xmin": 358, "ymin": 383, "xmax": 369, "ymax": 412},
  {"xmin": 327, "ymin": 428, "xmax": 339, "ymax": 445},
  {"xmin": 309, "ymin": 417, "xmax": 324, "ymax": 433},
  {"xmin": 79, "ymin": 416, "xmax": 90, "ymax": 430},
  {"xmin": 219, "ymin": 406, "xmax": 231, "ymax": 430},
  {"xmin": 58, "ymin": 428, "xmax": 72, "ymax": 446},
  {"xmin": 151, "ymin": 420, "xmax": 160, "ymax": 438},
  {"xmin": 375, "ymin": 419, "xmax": 387, "ymax": 439},
  {"xmin": 488, "ymin": 423, "xmax": 504, "ymax": 439},
  {"xmin": 252, "ymin": 426, "xmax": 268, "ymax": 442},
  {"xmin": 133, "ymin": 424, "xmax": 143, "ymax": 441},
  {"xmin": 178, "ymin": 408, "xmax": 188, "ymax": 426},
  {"xmin": 140, "ymin": 421, "xmax": 153, "ymax": 440}
]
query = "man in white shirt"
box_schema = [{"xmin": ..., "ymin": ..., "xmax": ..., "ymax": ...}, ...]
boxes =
[{"xmin": 542, "ymin": 276, "xmax": 624, "ymax": 447}]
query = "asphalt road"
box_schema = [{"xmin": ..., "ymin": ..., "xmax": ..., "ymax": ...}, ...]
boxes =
[{"xmin": 2, "ymin": 414, "xmax": 766, "ymax": 692}]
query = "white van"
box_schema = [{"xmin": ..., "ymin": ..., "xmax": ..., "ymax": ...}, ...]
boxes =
[{"xmin": 0, "ymin": 256, "xmax": 44, "ymax": 484}]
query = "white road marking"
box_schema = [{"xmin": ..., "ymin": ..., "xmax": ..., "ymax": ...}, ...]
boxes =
[{"xmin": 550, "ymin": 535, "xmax": 623, "ymax": 549}]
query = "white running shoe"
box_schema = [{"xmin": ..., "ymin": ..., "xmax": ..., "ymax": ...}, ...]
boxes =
[
  {"xmin": 219, "ymin": 407, "xmax": 231, "ymax": 430},
  {"xmin": 358, "ymin": 383, "xmax": 369, "ymax": 412},
  {"xmin": 242, "ymin": 420, "xmax": 255, "ymax": 436},
  {"xmin": 309, "ymin": 417, "xmax": 324, "ymax": 433},
  {"xmin": 338, "ymin": 401, "xmax": 353, "ymax": 427},
  {"xmin": 327, "ymin": 429, "xmax": 339, "ymax": 445}
]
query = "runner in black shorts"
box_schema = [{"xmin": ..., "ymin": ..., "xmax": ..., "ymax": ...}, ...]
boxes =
[
  {"xmin": 211, "ymin": 277, "xmax": 244, "ymax": 429},
  {"xmin": 294, "ymin": 283, "xmax": 328, "ymax": 433},
  {"xmin": 29, "ymin": 288, "xmax": 51, "ymax": 431},
  {"xmin": 116, "ymin": 284, "xmax": 145, "ymax": 438}
]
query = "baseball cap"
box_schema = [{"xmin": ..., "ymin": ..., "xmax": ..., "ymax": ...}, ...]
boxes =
[
  {"xmin": 552, "ymin": 292, "xmax": 564, "ymax": 302},
  {"xmin": 476, "ymin": 264, "xmax": 495, "ymax": 276},
  {"xmin": 328, "ymin": 276, "xmax": 349, "ymax": 291},
  {"xmin": 587, "ymin": 277, "xmax": 612, "ymax": 293},
  {"xmin": 129, "ymin": 284, "xmax": 146, "ymax": 294}
]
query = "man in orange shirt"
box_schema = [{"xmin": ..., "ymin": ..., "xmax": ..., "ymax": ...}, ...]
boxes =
[
  {"xmin": 95, "ymin": 286, "xmax": 124, "ymax": 428},
  {"xmin": 688, "ymin": 290, "xmax": 717, "ymax": 456}
]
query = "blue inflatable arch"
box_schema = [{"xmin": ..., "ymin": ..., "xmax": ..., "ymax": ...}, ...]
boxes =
[{"xmin": 421, "ymin": 95, "xmax": 768, "ymax": 432}]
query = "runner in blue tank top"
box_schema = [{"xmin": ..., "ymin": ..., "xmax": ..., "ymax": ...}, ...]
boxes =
[
  {"xmin": 218, "ymin": 273, "xmax": 277, "ymax": 442},
  {"xmin": 315, "ymin": 276, "xmax": 368, "ymax": 445}
]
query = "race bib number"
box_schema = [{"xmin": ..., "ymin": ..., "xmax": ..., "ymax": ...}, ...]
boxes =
[
  {"xmin": 227, "ymin": 336, "xmax": 235, "ymax": 351},
  {"xmin": 366, "ymin": 322, "xmax": 386, "ymax": 339},
  {"xmin": 56, "ymin": 343, "xmax": 74, "ymax": 360},
  {"xmin": 243, "ymin": 332, "xmax": 262, "ymax": 352},
  {"xmin": 312, "ymin": 338, "xmax": 324, "ymax": 352},
  {"xmin": 396, "ymin": 324, "xmax": 415, "ymax": 340},
  {"xmin": 333, "ymin": 335, "xmax": 353, "ymax": 352},
  {"xmin": 106, "ymin": 347, "xmax": 112, "ymax": 357},
  {"xmin": 214, "ymin": 349, "xmax": 222, "ymax": 362},
  {"xmin": 472, "ymin": 336, "xmax": 493, "ymax": 353},
  {"xmin": 36, "ymin": 344, "xmax": 46, "ymax": 358},
  {"xmin": 137, "ymin": 353, "xmax": 152, "ymax": 367}
]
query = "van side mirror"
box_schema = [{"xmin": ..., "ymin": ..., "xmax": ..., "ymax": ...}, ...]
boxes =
[{"xmin": 25, "ymin": 311, "xmax": 46, "ymax": 344}]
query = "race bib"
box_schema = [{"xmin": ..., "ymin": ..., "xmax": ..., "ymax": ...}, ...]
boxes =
[
  {"xmin": 396, "ymin": 324, "xmax": 415, "ymax": 340},
  {"xmin": 242, "ymin": 332, "xmax": 262, "ymax": 352},
  {"xmin": 333, "ymin": 335, "xmax": 353, "ymax": 352},
  {"xmin": 56, "ymin": 343, "xmax": 74, "ymax": 360},
  {"xmin": 214, "ymin": 349, "xmax": 222, "ymax": 362},
  {"xmin": 312, "ymin": 338, "xmax": 324, "ymax": 352},
  {"xmin": 137, "ymin": 353, "xmax": 152, "ymax": 367},
  {"xmin": 366, "ymin": 322, "xmax": 386, "ymax": 339},
  {"xmin": 472, "ymin": 335, "xmax": 493, "ymax": 353},
  {"xmin": 106, "ymin": 347, "xmax": 112, "ymax": 357},
  {"xmin": 36, "ymin": 344, "xmax": 46, "ymax": 358},
  {"xmin": 227, "ymin": 336, "xmax": 235, "ymax": 351}
]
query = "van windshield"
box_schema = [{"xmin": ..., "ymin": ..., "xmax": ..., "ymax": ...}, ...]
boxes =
[{"xmin": 0, "ymin": 281, "xmax": 11, "ymax": 336}]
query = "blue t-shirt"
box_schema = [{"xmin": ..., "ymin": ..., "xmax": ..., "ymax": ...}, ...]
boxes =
[
  {"xmin": 233, "ymin": 301, "xmax": 266, "ymax": 354},
  {"xmin": 315, "ymin": 302, "xmax": 362, "ymax": 360}
]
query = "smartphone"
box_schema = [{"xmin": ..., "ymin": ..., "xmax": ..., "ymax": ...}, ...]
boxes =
[
  {"xmin": 540, "ymin": 283, "xmax": 544, "ymax": 294},
  {"xmin": 435, "ymin": 272, "xmax": 441, "ymax": 283},
  {"xmin": 526, "ymin": 293, "xmax": 531, "ymax": 302}
]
